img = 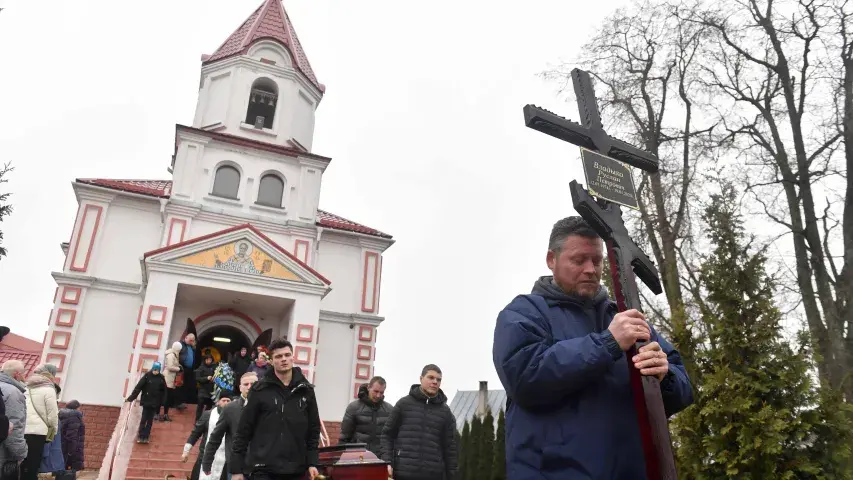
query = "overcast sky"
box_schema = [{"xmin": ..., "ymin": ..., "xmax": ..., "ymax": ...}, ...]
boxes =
[{"xmin": 0, "ymin": 0, "xmax": 631, "ymax": 405}]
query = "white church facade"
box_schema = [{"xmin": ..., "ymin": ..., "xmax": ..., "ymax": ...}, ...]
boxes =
[{"xmin": 40, "ymin": 0, "xmax": 393, "ymax": 427}]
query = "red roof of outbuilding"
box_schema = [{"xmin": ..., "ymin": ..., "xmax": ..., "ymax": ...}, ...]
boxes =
[
  {"xmin": 75, "ymin": 179, "xmax": 392, "ymax": 239},
  {"xmin": 0, "ymin": 334, "xmax": 43, "ymax": 376},
  {"xmin": 204, "ymin": 0, "xmax": 323, "ymax": 92}
]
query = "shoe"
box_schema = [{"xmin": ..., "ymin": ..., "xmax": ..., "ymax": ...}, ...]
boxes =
[{"xmin": 136, "ymin": 438, "xmax": 143, "ymax": 443}]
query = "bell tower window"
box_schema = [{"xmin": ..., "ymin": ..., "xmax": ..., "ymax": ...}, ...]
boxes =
[
  {"xmin": 245, "ymin": 78, "xmax": 278, "ymax": 129},
  {"xmin": 212, "ymin": 165, "xmax": 241, "ymax": 199},
  {"xmin": 257, "ymin": 174, "xmax": 285, "ymax": 208}
]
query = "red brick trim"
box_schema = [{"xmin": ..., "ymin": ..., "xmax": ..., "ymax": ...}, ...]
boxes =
[
  {"xmin": 294, "ymin": 239, "xmax": 310, "ymax": 263},
  {"xmin": 356, "ymin": 344, "xmax": 372, "ymax": 360},
  {"xmin": 167, "ymin": 218, "xmax": 187, "ymax": 246},
  {"xmin": 296, "ymin": 324, "xmax": 314, "ymax": 342},
  {"xmin": 55, "ymin": 309, "xmax": 77, "ymax": 328},
  {"xmin": 137, "ymin": 354, "xmax": 159, "ymax": 372},
  {"xmin": 360, "ymin": 252, "xmax": 380, "ymax": 313},
  {"xmin": 131, "ymin": 329, "xmax": 138, "ymax": 349},
  {"xmin": 355, "ymin": 363, "xmax": 370, "ymax": 380},
  {"xmin": 50, "ymin": 331, "xmax": 71, "ymax": 350},
  {"xmin": 45, "ymin": 353, "xmax": 66, "ymax": 372},
  {"xmin": 69, "ymin": 204, "xmax": 103, "ymax": 273},
  {"xmin": 141, "ymin": 329, "xmax": 162, "ymax": 349},
  {"xmin": 358, "ymin": 325, "xmax": 373, "ymax": 342},
  {"xmin": 194, "ymin": 308, "xmax": 263, "ymax": 335},
  {"xmin": 146, "ymin": 305, "xmax": 168, "ymax": 325},
  {"xmin": 294, "ymin": 346, "xmax": 311, "ymax": 365},
  {"xmin": 136, "ymin": 306, "xmax": 142, "ymax": 325},
  {"xmin": 60, "ymin": 286, "xmax": 82, "ymax": 305}
]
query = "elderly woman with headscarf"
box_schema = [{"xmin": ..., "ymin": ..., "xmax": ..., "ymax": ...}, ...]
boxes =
[
  {"xmin": 59, "ymin": 400, "xmax": 84, "ymax": 471},
  {"xmin": 20, "ymin": 364, "xmax": 58, "ymax": 480},
  {"xmin": 161, "ymin": 341, "xmax": 183, "ymax": 422}
]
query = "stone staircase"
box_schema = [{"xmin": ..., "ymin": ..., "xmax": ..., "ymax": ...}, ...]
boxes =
[{"xmin": 125, "ymin": 407, "xmax": 200, "ymax": 480}]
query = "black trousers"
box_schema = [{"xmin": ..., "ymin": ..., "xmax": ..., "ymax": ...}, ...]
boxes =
[
  {"xmin": 196, "ymin": 396, "xmax": 215, "ymax": 421},
  {"xmin": 182, "ymin": 367, "xmax": 197, "ymax": 404},
  {"xmin": 138, "ymin": 406, "xmax": 157, "ymax": 439},
  {"xmin": 20, "ymin": 434, "xmax": 46, "ymax": 480},
  {"xmin": 162, "ymin": 387, "xmax": 177, "ymax": 415}
]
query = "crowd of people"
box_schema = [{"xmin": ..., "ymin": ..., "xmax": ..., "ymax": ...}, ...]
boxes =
[
  {"xmin": 119, "ymin": 215, "xmax": 695, "ymax": 480},
  {"xmin": 0, "ymin": 327, "xmax": 86, "ymax": 480}
]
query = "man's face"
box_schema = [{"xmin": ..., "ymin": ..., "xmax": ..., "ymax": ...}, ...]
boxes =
[
  {"xmin": 547, "ymin": 235, "xmax": 604, "ymax": 299},
  {"xmin": 420, "ymin": 370, "xmax": 441, "ymax": 396},
  {"xmin": 240, "ymin": 375, "xmax": 258, "ymax": 395},
  {"xmin": 368, "ymin": 382, "xmax": 386, "ymax": 402},
  {"xmin": 271, "ymin": 347, "xmax": 293, "ymax": 374},
  {"xmin": 239, "ymin": 244, "xmax": 248, "ymax": 255},
  {"xmin": 185, "ymin": 334, "xmax": 196, "ymax": 347},
  {"xmin": 241, "ymin": 347, "xmax": 247, "ymax": 356},
  {"xmin": 205, "ymin": 357, "xmax": 212, "ymax": 365},
  {"xmin": 216, "ymin": 397, "xmax": 231, "ymax": 408}
]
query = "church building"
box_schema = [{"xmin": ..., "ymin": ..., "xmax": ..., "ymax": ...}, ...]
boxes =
[{"xmin": 40, "ymin": 0, "xmax": 393, "ymax": 464}]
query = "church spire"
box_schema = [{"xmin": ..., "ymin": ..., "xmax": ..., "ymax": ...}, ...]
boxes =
[{"xmin": 203, "ymin": 0, "xmax": 323, "ymax": 93}]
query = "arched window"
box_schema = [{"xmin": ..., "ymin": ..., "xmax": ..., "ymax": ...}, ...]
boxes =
[
  {"xmin": 245, "ymin": 78, "xmax": 278, "ymax": 129},
  {"xmin": 257, "ymin": 174, "xmax": 284, "ymax": 208},
  {"xmin": 212, "ymin": 165, "xmax": 240, "ymax": 199}
]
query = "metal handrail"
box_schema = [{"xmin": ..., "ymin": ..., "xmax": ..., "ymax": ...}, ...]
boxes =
[{"xmin": 319, "ymin": 419, "xmax": 330, "ymax": 447}]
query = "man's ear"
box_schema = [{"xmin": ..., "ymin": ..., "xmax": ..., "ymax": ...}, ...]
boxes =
[{"xmin": 546, "ymin": 249, "xmax": 557, "ymax": 271}]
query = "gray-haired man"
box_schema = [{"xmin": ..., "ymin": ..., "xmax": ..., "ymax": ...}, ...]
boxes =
[{"xmin": 0, "ymin": 360, "xmax": 28, "ymax": 472}]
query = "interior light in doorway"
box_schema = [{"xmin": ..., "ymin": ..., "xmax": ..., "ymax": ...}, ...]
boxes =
[{"xmin": 213, "ymin": 337, "xmax": 231, "ymax": 343}]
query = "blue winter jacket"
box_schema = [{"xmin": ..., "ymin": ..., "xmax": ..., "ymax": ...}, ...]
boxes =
[{"xmin": 493, "ymin": 277, "xmax": 694, "ymax": 480}]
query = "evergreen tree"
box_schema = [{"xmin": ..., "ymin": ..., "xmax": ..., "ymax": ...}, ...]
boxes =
[
  {"xmin": 467, "ymin": 415, "xmax": 482, "ymax": 480},
  {"xmin": 493, "ymin": 408, "xmax": 506, "ymax": 480},
  {"xmin": 479, "ymin": 409, "xmax": 495, "ymax": 480},
  {"xmin": 0, "ymin": 162, "xmax": 13, "ymax": 260},
  {"xmin": 460, "ymin": 420, "xmax": 471, "ymax": 480},
  {"xmin": 674, "ymin": 183, "xmax": 850, "ymax": 478}
]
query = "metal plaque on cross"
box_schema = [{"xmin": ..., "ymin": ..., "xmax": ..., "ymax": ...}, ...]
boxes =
[{"xmin": 523, "ymin": 68, "xmax": 677, "ymax": 480}]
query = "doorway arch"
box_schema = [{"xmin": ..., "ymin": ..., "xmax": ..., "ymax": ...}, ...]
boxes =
[{"xmin": 194, "ymin": 309, "xmax": 260, "ymax": 363}]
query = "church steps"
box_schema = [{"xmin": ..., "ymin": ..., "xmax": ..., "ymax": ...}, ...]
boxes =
[{"xmin": 122, "ymin": 406, "xmax": 204, "ymax": 479}]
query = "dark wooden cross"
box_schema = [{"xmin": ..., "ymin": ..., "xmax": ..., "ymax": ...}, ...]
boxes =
[{"xmin": 523, "ymin": 68, "xmax": 678, "ymax": 480}]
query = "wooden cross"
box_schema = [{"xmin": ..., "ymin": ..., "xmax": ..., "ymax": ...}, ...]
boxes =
[{"xmin": 523, "ymin": 68, "xmax": 677, "ymax": 480}]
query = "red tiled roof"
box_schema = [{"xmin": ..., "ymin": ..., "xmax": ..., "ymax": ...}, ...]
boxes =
[
  {"xmin": 75, "ymin": 179, "xmax": 392, "ymax": 239},
  {"xmin": 76, "ymin": 179, "xmax": 172, "ymax": 198},
  {"xmin": 0, "ymin": 350, "xmax": 41, "ymax": 377},
  {"xmin": 1, "ymin": 333, "xmax": 42, "ymax": 353},
  {"xmin": 204, "ymin": 0, "xmax": 323, "ymax": 93},
  {"xmin": 316, "ymin": 210, "xmax": 392, "ymax": 239}
]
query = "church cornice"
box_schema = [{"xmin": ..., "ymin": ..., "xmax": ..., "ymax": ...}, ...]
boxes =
[
  {"xmin": 73, "ymin": 183, "xmax": 117, "ymax": 204},
  {"xmin": 319, "ymin": 310, "xmax": 384, "ymax": 327},
  {"xmin": 164, "ymin": 202, "xmax": 203, "ymax": 218},
  {"xmin": 52, "ymin": 272, "xmax": 142, "ymax": 295},
  {"xmin": 191, "ymin": 207, "xmax": 318, "ymax": 239}
]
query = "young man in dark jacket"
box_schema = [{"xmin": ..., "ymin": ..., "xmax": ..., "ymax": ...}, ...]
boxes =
[
  {"xmin": 126, "ymin": 362, "xmax": 167, "ymax": 443},
  {"xmin": 202, "ymin": 372, "xmax": 258, "ymax": 477},
  {"xmin": 338, "ymin": 376, "xmax": 392, "ymax": 456},
  {"xmin": 380, "ymin": 364, "xmax": 458, "ymax": 480},
  {"xmin": 492, "ymin": 216, "xmax": 694, "ymax": 479},
  {"xmin": 229, "ymin": 339, "xmax": 320, "ymax": 480}
]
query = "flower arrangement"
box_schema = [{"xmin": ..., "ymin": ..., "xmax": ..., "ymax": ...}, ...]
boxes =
[{"xmin": 212, "ymin": 361, "xmax": 235, "ymax": 400}]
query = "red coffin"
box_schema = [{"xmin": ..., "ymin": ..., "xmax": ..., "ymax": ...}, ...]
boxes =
[{"xmin": 313, "ymin": 443, "xmax": 389, "ymax": 480}]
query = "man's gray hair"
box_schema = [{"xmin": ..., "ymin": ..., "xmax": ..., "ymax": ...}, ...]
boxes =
[
  {"xmin": 548, "ymin": 216, "xmax": 601, "ymax": 253},
  {"xmin": 1, "ymin": 360, "xmax": 25, "ymax": 375}
]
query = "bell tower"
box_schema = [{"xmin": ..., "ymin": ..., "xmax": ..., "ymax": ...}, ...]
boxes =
[{"xmin": 191, "ymin": 0, "xmax": 325, "ymax": 152}]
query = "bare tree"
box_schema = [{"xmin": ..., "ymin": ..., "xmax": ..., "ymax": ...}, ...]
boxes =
[
  {"xmin": 679, "ymin": 0, "xmax": 853, "ymax": 397},
  {"xmin": 541, "ymin": 0, "xmax": 713, "ymax": 382},
  {"xmin": 0, "ymin": 162, "xmax": 13, "ymax": 261}
]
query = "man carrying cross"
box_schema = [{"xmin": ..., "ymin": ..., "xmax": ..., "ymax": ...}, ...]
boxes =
[
  {"xmin": 492, "ymin": 216, "xmax": 693, "ymax": 478},
  {"xmin": 493, "ymin": 68, "xmax": 694, "ymax": 479}
]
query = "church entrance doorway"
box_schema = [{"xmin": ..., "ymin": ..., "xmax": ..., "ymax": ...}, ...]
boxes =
[{"xmin": 197, "ymin": 324, "xmax": 252, "ymax": 364}]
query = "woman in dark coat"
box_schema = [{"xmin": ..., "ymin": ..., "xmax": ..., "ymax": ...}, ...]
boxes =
[
  {"xmin": 58, "ymin": 400, "xmax": 84, "ymax": 471},
  {"xmin": 194, "ymin": 356, "xmax": 216, "ymax": 422}
]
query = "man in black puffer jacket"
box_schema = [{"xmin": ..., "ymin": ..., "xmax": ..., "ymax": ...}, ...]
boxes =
[
  {"xmin": 338, "ymin": 376, "xmax": 393, "ymax": 456},
  {"xmin": 230, "ymin": 338, "xmax": 320, "ymax": 480},
  {"xmin": 380, "ymin": 364, "xmax": 458, "ymax": 480}
]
